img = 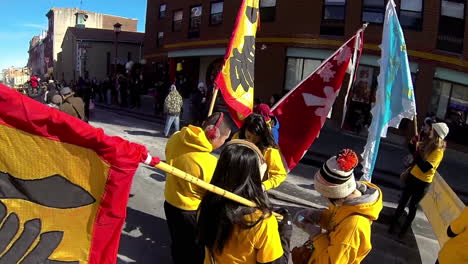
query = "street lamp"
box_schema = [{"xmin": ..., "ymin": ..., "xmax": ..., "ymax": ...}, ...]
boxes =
[{"xmin": 113, "ymin": 23, "xmax": 122, "ymax": 78}]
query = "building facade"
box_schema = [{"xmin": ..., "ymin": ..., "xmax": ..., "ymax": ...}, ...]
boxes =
[
  {"xmin": 143, "ymin": 0, "xmax": 468, "ymax": 148},
  {"xmin": 27, "ymin": 31, "xmax": 49, "ymax": 78},
  {"xmin": 58, "ymin": 27, "xmax": 144, "ymax": 82},
  {"xmin": 1, "ymin": 67, "xmax": 30, "ymax": 88},
  {"xmin": 27, "ymin": 7, "xmax": 138, "ymax": 80}
]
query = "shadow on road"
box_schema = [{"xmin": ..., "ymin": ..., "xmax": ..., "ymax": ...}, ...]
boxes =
[
  {"xmin": 364, "ymin": 206, "xmax": 423, "ymax": 264},
  {"xmin": 150, "ymin": 173, "xmax": 166, "ymax": 182},
  {"xmin": 124, "ymin": 130, "xmax": 165, "ymax": 138},
  {"xmin": 118, "ymin": 207, "xmax": 171, "ymax": 264}
]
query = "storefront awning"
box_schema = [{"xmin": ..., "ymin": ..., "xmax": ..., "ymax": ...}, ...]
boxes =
[
  {"xmin": 286, "ymin": 47, "xmax": 419, "ymax": 73},
  {"xmin": 168, "ymin": 48, "xmax": 226, "ymax": 58},
  {"xmin": 435, "ymin": 67, "xmax": 468, "ymax": 86}
]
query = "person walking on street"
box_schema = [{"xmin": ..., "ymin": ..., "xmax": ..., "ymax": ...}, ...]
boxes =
[
  {"xmin": 293, "ymin": 149, "xmax": 383, "ymax": 264},
  {"xmin": 233, "ymin": 114, "xmax": 287, "ymax": 191},
  {"xmin": 164, "ymin": 112, "xmax": 231, "ymax": 264},
  {"xmin": 30, "ymin": 75, "xmax": 39, "ymax": 94},
  {"xmin": 437, "ymin": 207, "xmax": 468, "ymax": 264},
  {"xmin": 164, "ymin": 85, "xmax": 183, "ymax": 137},
  {"xmin": 192, "ymin": 81, "xmax": 208, "ymax": 125},
  {"xmin": 198, "ymin": 140, "xmax": 292, "ymax": 264},
  {"xmin": 44, "ymin": 80, "xmax": 60, "ymax": 104},
  {"xmin": 47, "ymin": 95, "xmax": 63, "ymax": 109},
  {"xmin": 59, "ymin": 87, "xmax": 86, "ymax": 122},
  {"xmin": 389, "ymin": 122, "xmax": 449, "ymax": 237}
]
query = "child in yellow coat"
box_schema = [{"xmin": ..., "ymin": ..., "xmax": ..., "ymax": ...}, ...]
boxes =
[
  {"xmin": 294, "ymin": 149, "xmax": 383, "ymax": 264},
  {"xmin": 233, "ymin": 113, "xmax": 287, "ymax": 190}
]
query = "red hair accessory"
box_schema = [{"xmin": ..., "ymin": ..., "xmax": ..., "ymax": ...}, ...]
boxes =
[
  {"xmin": 206, "ymin": 112, "xmax": 224, "ymax": 140},
  {"xmin": 336, "ymin": 149, "xmax": 358, "ymax": 172}
]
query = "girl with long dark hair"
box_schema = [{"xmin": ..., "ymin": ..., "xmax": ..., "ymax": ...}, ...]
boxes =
[
  {"xmin": 389, "ymin": 122, "xmax": 449, "ymax": 237},
  {"xmin": 198, "ymin": 140, "xmax": 290, "ymax": 264},
  {"xmin": 234, "ymin": 114, "xmax": 287, "ymax": 190}
]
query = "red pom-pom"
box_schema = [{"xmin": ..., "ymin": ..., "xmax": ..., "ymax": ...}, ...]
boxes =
[{"xmin": 336, "ymin": 149, "xmax": 358, "ymax": 172}]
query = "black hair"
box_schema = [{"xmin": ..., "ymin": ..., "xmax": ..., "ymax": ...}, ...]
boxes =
[
  {"xmin": 202, "ymin": 112, "xmax": 231, "ymax": 136},
  {"xmin": 197, "ymin": 144, "xmax": 272, "ymax": 255},
  {"xmin": 239, "ymin": 113, "xmax": 278, "ymax": 152}
]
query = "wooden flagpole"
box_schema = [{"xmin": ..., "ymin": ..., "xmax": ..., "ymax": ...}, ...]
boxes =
[
  {"xmin": 207, "ymin": 87, "xmax": 219, "ymax": 117},
  {"xmin": 154, "ymin": 161, "xmax": 285, "ymax": 219},
  {"xmin": 413, "ymin": 114, "xmax": 418, "ymax": 136}
]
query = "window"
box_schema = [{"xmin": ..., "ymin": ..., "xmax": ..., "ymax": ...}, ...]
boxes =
[
  {"xmin": 362, "ymin": 0, "xmax": 385, "ymax": 23},
  {"xmin": 189, "ymin": 5, "xmax": 202, "ymax": 38},
  {"xmin": 284, "ymin": 58, "xmax": 322, "ymax": 90},
  {"xmin": 437, "ymin": 0, "xmax": 465, "ymax": 53},
  {"xmin": 159, "ymin": 4, "xmax": 167, "ymax": 19},
  {"xmin": 210, "ymin": 1, "xmax": 224, "ymax": 25},
  {"xmin": 172, "ymin": 10, "xmax": 183, "ymax": 32},
  {"xmin": 345, "ymin": 65, "xmax": 380, "ymax": 132},
  {"xmin": 430, "ymin": 79, "xmax": 468, "ymax": 145},
  {"xmin": 260, "ymin": 0, "xmax": 276, "ymax": 22},
  {"xmin": 321, "ymin": 0, "xmax": 346, "ymax": 35},
  {"xmin": 157, "ymin": 32, "xmax": 164, "ymax": 48},
  {"xmin": 399, "ymin": 0, "xmax": 423, "ymax": 30}
]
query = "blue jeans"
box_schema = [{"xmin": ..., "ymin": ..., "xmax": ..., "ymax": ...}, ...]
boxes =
[{"xmin": 164, "ymin": 114, "xmax": 180, "ymax": 137}]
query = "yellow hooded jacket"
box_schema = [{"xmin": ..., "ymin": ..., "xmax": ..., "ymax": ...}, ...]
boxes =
[
  {"xmin": 164, "ymin": 125, "xmax": 218, "ymax": 211},
  {"xmin": 438, "ymin": 207, "xmax": 468, "ymax": 264},
  {"xmin": 309, "ymin": 182, "xmax": 383, "ymax": 264}
]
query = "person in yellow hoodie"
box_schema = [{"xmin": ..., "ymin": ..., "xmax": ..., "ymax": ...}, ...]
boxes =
[
  {"xmin": 164, "ymin": 112, "xmax": 231, "ymax": 264},
  {"xmin": 437, "ymin": 207, "xmax": 468, "ymax": 264},
  {"xmin": 294, "ymin": 149, "xmax": 383, "ymax": 264},
  {"xmin": 389, "ymin": 122, "xmax": 449, "ymax": 237},
  {"xmin": 198, "ymin": 139, "xmax": 291, "ymax": 264},
  {"xmin": 233, "ymin": 113, "xmax": 287, "ymax": 191}
]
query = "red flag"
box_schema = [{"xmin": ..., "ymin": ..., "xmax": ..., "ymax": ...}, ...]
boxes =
[
  {"xmin": 273, "ymin": 33, "xmax": 363, "ymax": 170},
  {"xmin": 0, "ymin": 85, "xmax": 159, "ymax": 263}
]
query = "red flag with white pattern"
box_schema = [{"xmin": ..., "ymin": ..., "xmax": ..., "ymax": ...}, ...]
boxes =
[{"xmin": 272, "ymin": 32, "xmax": 363, "ymax": 170}]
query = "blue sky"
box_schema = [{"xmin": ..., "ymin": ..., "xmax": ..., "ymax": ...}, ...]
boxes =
[{"xmin": 0, "ymin": 0, "xmax": 147, "ymax": 71}]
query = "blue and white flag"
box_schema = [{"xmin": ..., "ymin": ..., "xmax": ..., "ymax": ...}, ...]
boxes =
[{"xmin": 361, "ymin": 0, "xmax": 416, "ymax": 181}]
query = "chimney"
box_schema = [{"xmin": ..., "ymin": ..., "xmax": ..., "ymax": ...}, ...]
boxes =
[{"xmin": 75, "ymin": 12, "xmax": 88, "ymax": 28}]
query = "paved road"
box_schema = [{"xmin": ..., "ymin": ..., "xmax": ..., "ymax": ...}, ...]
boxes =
[{"xmin": 89, "ymin": 108, "xmax": 439, "ymax": 264}]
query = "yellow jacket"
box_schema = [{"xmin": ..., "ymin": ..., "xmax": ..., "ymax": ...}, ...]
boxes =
[
  {"xmin": 410, "ymin": 148, "xmax": 444, "ymax": 183},
  {"xmin": 164, "ymin": 125, "xmax": 218, "ymax": 211},
  {"xmin": 309, "ymin": 182, "xmax": 383, "ymax": 264},
  {"xmin": 438, "ymin": 207, "xmax": 468, "ymax": 264},
  {"xmin": 204, "ymin": 211, "xmax": 283, "ymax": 264},
  {"xmin": 263, "ymin": 147, "xmax": 287, "ymax": 190},
  {"xmin": 230, "ymin": 133, "xmax": 287, "ymax": 190}
]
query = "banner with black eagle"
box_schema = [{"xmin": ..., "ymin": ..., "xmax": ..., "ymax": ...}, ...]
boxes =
[
  {"xmin": 215, "ymin": 0, "xmax": 259, "ymax": 127},
  {"xmin": 0, "ymin": 84, "xmax": 159, "ymax": 263}
]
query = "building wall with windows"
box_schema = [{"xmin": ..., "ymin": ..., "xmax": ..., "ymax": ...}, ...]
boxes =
[{"xmin": 144, "ymin": 0, "xmax": 468, "ymax": 147}]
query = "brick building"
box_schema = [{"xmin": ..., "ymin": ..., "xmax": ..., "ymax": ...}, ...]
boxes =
[
  {"xmin": 143, "ymin": 0, "xmax": 468, "ymax": 147},
  {"xmin": 57, "ymin": 27, "xmax": 144, "ymax": 82},
  {"xmin": 28, "ymin": 7, "xmax": 138, "ymax": 80}
]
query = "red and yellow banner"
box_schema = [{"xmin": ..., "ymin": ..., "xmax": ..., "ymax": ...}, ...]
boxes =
[
  {"xmin": 215, "ymin": 0, "xmax": 259, "ymax": 127},
  {"xmin": 0, "ymin": 84, "xmax": 155, "ymax": 263}
]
